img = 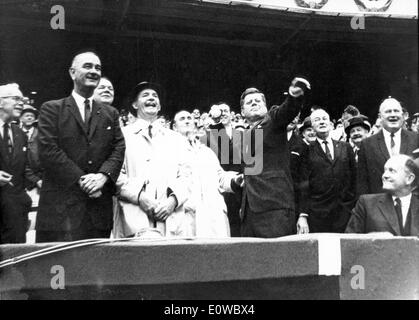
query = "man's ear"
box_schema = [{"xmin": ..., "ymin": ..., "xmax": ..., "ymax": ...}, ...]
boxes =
[
  {"xmin": 131, "ymin": 102, "xmax": 138, "ymax": 111},
  {"xmin": 69, "ymin": 68, "xmax": 75, "ymax": 80},
  {"xmin": 406, "ymin": 173, "xmax": 416, "ymax": 187}
]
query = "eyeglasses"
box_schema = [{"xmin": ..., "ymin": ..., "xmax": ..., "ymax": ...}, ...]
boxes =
[{"xmin": 1, "ymin": 96, "xmax": 24, "ymax": 102}]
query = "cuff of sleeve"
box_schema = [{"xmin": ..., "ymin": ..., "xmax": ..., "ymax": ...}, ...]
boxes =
[
  {"xmin": 168, "ymin": 193, "xmax": 179, "ymax": 208},
  {"xmin": 299, "ymin": 213, "xmax": 309, "ymax": 218}
]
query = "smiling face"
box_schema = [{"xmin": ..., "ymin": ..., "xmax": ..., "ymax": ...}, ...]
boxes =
[
  {"xmin": 20, "ymin": 111, "xmax": 36, "ymax": 127},
  {"xmin": 302, "ymin": 127, "xmax": 317, "ymax": 142},
  {"xmin": 0, "ymin": 85, "xmax": 24, "ymax": 122},
  {"xmin": 93, "ymin": 78, "xmax": 114, "ymax": 105},
  {"xmin": 132, "ymin": 88, "xmax": 161, "ymax": 120},
  {"xmin": 382, "ymin": 155, "xmax": 415, "ymax": 195},
  {"xmin": 349, "ymin": 125, "xmax": 369, "ymax": 146},
  {"xmin": 241, "ymin": 93, "xmax": 268, "ymax": 123},
  {"xmin": 69, "ymin": 52, "xmax": 102, "ymax": 95},
  {"xmin": 379, "ymin": 99, "xmax": 404, "ymax": 133},
  {"xmin": 311, "ymin": 109, "xmax": 332, "ymax": 137}
]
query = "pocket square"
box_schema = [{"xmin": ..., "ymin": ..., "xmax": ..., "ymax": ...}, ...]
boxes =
[{"xmin": 106, "ymin": 126, "xmax": 112, "ymax": 130}]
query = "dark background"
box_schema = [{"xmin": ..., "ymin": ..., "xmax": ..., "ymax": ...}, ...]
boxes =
[{"xmin": 0, "ymin": 0, "xmax": 417, "ymax": 121}]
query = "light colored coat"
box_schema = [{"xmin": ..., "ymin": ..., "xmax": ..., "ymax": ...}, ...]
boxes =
[
  {"xmin": 183, "ymin": 139, "xmax": 237, "ymax": 237},
  {"xmin": 113, "ymin": 119, "xmax": 192, "ymax": 237}
]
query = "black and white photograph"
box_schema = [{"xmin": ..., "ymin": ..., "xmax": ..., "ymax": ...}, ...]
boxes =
[{"xmin": 0, "ymin": 0, "xmax": 418, "ymax": 306}]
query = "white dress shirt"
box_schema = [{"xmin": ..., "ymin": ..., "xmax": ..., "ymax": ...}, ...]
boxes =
[
  {"xmin": 21, "ymin": 126, "xmax": 34, "ymax": 140},
  {"xmin": 317, "ymin": 136, "xmax": 334, "ymax": 160},
  {"xmin": 393, "ymin": 193, "xmax": 412, "ymax": 227},
  {"xmin": 0, "ymin": 119, "xmax": 13, "ymax": 145},
  {"xmin": 72, "ymin": 90, "xmax": 93, "ymax": 122},
  {"xmin": 383, "ymin": 128, "xmax": 401, "ymax": 156}
]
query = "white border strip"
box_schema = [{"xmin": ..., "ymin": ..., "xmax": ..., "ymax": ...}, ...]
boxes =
[
  {"xmin": 317, "ymin": 234, "xmax": 342, "ymax": 276},
  {"xmin": 199, "ymin": 0, "xmax": 418, "ymax": 19}
]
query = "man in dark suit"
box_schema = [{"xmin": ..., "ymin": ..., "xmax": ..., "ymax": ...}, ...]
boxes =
[
  {"xmin": 20, "ymin": 105, "xmax": 43, "ymax": 191},
  {"xmin": 36, "ymin": 52, "xmax": 125, "ymax": 242},
  {"xmin": 296, "ymin": 109, "xmax": 357, "ymax": 234},
  {"xmin": 237, "ymin": 77, "xmax": 311, "ymax": 238},
  {"xmin": 357, "ymin": 98, "xmax": 419, "ymax": 196},
  {"xmin": 202, "ymin": 102, "xmax": 243, "ymax": 236},
  {"xmin": 0, "ymin": 83, "xmax": 32, "ymax": 244},
  {"xmin": 346, "ymin": 155, "xmax": 418, "ymax": 236}
]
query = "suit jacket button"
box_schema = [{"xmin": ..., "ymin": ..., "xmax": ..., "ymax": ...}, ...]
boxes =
[{"xmin": 88, "ymin": 160, "xmax": 93, "ymax": 165}]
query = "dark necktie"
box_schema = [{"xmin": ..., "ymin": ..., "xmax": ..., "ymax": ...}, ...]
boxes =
[
  {"xmin": 148, "ymin": 124, "xmax": 153, "ymax": 139},
  {"xmin": 390, "ymin": 133, "xmax": 396, "ymax": 155},
  {"xmin": 3, "ymin": 123, "xmax": 13, "ymax": 155},
  {"xmin": 323, "ymin": 140, "xmax": 333, "ymax": 162},
  {"xmin": 84, "ymin": 99, "xmax": 91, "ymax": 130},
  {"xmin": 354, "ymin": 147, "xmax": 359, "ymax": 162},
  {"xmin": 394, "ymin": 198, "xmax": 403, "ymax": 233}
]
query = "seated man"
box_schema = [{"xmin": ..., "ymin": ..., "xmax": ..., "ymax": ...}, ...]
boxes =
[
  {"xmin": 172, "ymin": 110, "xmax": 243, "ymax": 237},
  {"xmin": 346, "ymin": 154, "xmax": 418, "ymax": 236}
]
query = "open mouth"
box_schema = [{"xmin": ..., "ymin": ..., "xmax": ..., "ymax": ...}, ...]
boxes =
[
  {"xmin": 388, "ymin": 117, "xmax": 400, "ymax": 123},
  {"xmin": 145, "ymin": 101, "xmax": 156, "ymax": 108}
]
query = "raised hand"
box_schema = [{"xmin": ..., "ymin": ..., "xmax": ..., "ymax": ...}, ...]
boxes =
[{"xmin": 289, "ymin": 77, "xmax": 311, "ymax": 98}]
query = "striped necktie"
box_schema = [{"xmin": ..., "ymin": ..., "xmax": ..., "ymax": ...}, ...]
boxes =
[
  {"xmin": 323, "ymin": 140, "xmax": 333, "ymax": 162},
  {"xmin": 3, "ymin": 123, "xmax": 13, "ymax": 155},
  {"xmin": 390, "ymin": 133, "xmax": 397, "ymax": 155}
]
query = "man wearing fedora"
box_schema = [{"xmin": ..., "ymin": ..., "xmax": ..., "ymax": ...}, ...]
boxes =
[
  {"xmin": 114, "ymin": 81, "xmax": 191, "ymax": 237},
  {"xmin": 345, "ymin": 115, "xmax": 371, "ymax": 163},
  {"xmin": 20, "ymin": 105, "xmax": 43, "ymax": 191},
  {"xmin": 299, "ymin": 116, "xmax": 316, "ymax": 145},
  {"xmin": 36, "ymin": 51, "xmax": 125, "ymax": 242}
]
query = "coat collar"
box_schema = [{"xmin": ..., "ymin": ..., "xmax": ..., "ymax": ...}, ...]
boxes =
[
  {"xmin": 409, "ymin": 193, "xmax": 419, "ymax": 237},
  {"xmin": 66, "ymin": 95, "xmax": 102, "ymax": 138},
  {"xmin": 376, "ymin": 130, "xmax": 390, "ymax": 161},
  {"xmin": 378, "ymin": 193, "xmax": 401, "ymax": 236},
  {"xmin": 313, "ymin": 138, "xmax": 341, "ymax": 165}
]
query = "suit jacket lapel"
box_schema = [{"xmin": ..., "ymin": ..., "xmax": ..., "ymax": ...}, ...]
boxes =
[
  {"xmin": 314, "ymin": 140, "xmax": 332, "ymax": 164},
  {"xmin": 409, "ymin": 194, "xmax": 419, "ymax": 237},
  {"xmin": 88, "ymin": 101, "xmax": 102, "ymax": 140},
  {"xmin": 400, "ymin": 130, "xmax": 409, "ymax": 155},
  {"xmin": 377, "ymin": 131, "xmax": 390, "ymax": 161},
  {"xmin": 66, "ymin": 95, "xmax": 88, "ymax": 137},
  {"xmin": 332, "ymin": 140, "xmax": 341, "ymax": 166},
  {"xmin": 11, "ymin": 125, "xmax": 21, "ymax": 161},
  {"xmin": 378, "ymin": 194, "xmax": 401, "ymax": 236}
]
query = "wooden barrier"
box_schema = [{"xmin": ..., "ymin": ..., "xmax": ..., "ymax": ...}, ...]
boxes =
[{"xmin": 0, "ymin": 234, "xmax": 418, "ymax": 299}]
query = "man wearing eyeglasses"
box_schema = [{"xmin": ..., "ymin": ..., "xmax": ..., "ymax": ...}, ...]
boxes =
[{"xmin": 0, "ymin": 83, "xmax": 32, "ymax": 244}]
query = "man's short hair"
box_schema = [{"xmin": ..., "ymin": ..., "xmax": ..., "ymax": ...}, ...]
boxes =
[
  {"xmin": 71, "ymin": 51, "xmax": 100, "ymax": 68},
  {"xmin": 405, "ymin": 157, "xmax": 419, "ymax": 189},
  {"xmin": 213, "ymin": 101, "xmax": 229, "ymax": 107},
  {"xmin": 0, "ymin": 83, "xmax": 22, "ymax": 107},
  {"xmin": 240, "ymin": 88, "xmax": 266, "ymax": 108}
]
